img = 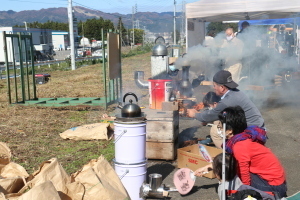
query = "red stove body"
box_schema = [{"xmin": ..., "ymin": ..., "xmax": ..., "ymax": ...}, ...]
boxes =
[{"xmin": 148, "ymin": 79, "xmax": 172, "ymax": 109}]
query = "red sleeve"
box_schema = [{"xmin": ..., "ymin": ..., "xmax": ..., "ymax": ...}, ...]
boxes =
[{"xmin": 233, "ymin": 142, "xmax": 251, "ymax": 185}]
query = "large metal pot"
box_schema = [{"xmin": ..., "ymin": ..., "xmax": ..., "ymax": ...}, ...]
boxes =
[
  {"xmin": 118, "ymin": 92, "xmax": 141, "ymax": 118},
  {"xmin": 152, "ymin": 44, "xmax": 168, "ymax": 56}
]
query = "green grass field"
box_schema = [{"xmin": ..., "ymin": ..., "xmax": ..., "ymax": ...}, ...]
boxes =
[{"xmin": 0, "ymin": 49, "xmax": 152, "ymax": 174}]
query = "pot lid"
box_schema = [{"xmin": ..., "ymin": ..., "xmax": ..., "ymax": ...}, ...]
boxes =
[
  {"xmin": 152, "ymin": 44, "xmax": 168, "ymax": 56},
  {"xmin": 114, "ymin": 113, "xmax": 146, "ymax": 123}
]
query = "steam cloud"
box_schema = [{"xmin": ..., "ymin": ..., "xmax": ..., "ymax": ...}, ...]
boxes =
[{"xmin": 175, "ymin": 25, "xmax": 300, "ymax": 106}]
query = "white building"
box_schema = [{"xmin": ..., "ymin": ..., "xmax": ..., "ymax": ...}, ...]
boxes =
[
  {"xmin": 0, "ymin": 27, "xmax": 53, "ymax": 62},
  {"xmin": 52, "ymin": 31, "xmax": 70, "ymax": 50}
]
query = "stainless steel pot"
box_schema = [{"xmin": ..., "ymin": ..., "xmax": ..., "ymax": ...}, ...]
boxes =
[{"xmin": 152, "ymin": 44, "xmax": 168, "ymax": 56}]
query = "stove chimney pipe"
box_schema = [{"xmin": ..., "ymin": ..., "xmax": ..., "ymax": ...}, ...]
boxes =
[
  {"xmin": 134, "ymin": 71, "xmax": 149, "ymax": 89},
  {"xmin": 179, "ymin": 66, "xmax": 193, "ymax": 98}
]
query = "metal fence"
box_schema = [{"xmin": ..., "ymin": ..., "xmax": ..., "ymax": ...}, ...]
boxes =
[{"xmin": 2, "ymin": 30, "xmax": 122, "ymax": 109}]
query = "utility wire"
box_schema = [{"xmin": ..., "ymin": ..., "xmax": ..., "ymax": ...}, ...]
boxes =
[{"xmin": 73, "ymin": 1, "xmax": 124, "ymax": 18}]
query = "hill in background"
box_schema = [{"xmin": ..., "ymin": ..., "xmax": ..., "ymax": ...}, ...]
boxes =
[{"xmin": 0, "ymin": 6, "xmax": 183, "ymax": 33}]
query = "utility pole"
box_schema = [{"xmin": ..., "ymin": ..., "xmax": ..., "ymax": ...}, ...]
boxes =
[
  {"xmin": 132, "ymin": 6, "xmax": 135, "ymax": 47},
  {"xmin": 119, "ymin": 17, "xmax": 123, "ymax": 46},
  {"xmin": 143, "ymin": 26, "xmax": 146, "ymax": 46},
  {"xmin": 68, "ymin": 0, "xmax": 76, "ymax": 70},
  {"xmin": 181, "ymin": 0, "xmax": 185, "ymax": 45},
  {"xmin": 173, "ymin": 0, "xmax": 176, "ymax": 45},
  {"xmin": 127, "ymin": 27, "xmax": 129, "ymax": 45},
  {"xmin": 82, "ymin": 22, "xmax": 85, "ymax": 49},
  {"xmin": 23, "ymin": 21, "xmax": 28, "ymax": 31}
]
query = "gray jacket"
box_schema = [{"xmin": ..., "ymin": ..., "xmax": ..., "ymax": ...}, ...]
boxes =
[{"xmin": 195, "ymin": 89, "xmax": 264, "ymax": 127}]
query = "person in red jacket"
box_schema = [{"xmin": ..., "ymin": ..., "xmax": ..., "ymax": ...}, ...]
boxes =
[
  {"xmin": 194, "ymin": 106, "xmax": 287, "ymax": 198},
  {"xmin": 219, "ymin": 106, "xmax": 287, "ymax": 198}
]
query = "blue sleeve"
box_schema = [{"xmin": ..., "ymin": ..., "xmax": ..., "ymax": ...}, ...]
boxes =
[{"xmin": 195, "ymin": 101, "xmax": 228, "ymax": 122}]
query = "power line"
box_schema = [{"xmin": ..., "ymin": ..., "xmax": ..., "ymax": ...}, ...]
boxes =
[{"xmin": 73, "ymin": 1, "xmax": 124, "ymax": 19}]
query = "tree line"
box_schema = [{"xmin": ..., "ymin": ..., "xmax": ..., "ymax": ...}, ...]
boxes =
[{"xmin": 14, "ymin": 17, "xmax": 145, "ymax": 45}]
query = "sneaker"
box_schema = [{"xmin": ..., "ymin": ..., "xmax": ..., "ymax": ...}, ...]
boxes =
[{"xmin": 205, "ymin": 135, "xmax": 211, "ymax": 140}]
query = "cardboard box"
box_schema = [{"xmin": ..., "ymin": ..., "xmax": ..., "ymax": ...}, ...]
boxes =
[{"xmin": 177, "ymin": 144, "xmax": 222, "ymax": 179}]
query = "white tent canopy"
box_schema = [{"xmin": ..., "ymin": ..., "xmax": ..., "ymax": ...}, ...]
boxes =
[
  {"xmin": 185, "ymin": 0, "xmax": 300, "ymax": 48},
  {"xmin": 186, "ymin": 0, "xmax": 300, "ymax": 22}
]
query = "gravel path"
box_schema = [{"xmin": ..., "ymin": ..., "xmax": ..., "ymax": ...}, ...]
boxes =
[{"xmin": 145, "ymin": 85, "xmax": 300, "ymax": 200}]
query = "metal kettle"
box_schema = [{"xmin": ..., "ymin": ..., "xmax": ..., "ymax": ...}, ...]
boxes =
[{"xmin": 118, "ymin": 92, "xmax": 141, "ymax": 118}]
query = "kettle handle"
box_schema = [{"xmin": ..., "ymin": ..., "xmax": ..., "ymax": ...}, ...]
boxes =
[{"xmin": 123, "ymin": 92, "xmax": 138, "ymax": 103}]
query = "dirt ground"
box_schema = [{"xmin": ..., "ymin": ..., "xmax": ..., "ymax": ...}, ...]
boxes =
[
  {"xmin": 0, "ymin": 49, "xmax": 299, "ymax": 199},
  {"xmin": 145, "ymin": 84, "xmax": 300, "ymax": 200}
]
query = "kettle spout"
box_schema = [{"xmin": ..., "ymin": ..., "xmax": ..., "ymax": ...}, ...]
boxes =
[{"xmin": 117, "ymin": 102, "xmax": 123, "ymax": 109}]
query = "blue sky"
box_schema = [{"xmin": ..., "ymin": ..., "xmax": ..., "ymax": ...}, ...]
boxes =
[{"xmin": 4, "ymin": 0, "xmax": 198, "ymax": 14}]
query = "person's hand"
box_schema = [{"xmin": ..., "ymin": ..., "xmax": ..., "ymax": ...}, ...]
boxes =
[
  {"xmin": 194, "ymin": 163, "xmax": 213, "ymax": 177},
  {"xmin": 186, "ymin": 109, "xmax": 198, "ymax": 118},
  {"xmin": 274, "ymin": 75, "xmax": 283, "ymax": 87}
]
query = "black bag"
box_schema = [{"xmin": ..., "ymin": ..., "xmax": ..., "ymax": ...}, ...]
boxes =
[{"xmin": 228, "ymin": 189, "xmax": 263, "ymax": 200}]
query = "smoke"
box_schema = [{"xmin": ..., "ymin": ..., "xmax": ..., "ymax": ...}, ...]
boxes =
[
  {"xmin": 174, "ymin": 25, "xmax": 300, "ymax": 106},
  {"xmin": 175, "ymin": 41, "xmax": 221, "ymax": 80}
]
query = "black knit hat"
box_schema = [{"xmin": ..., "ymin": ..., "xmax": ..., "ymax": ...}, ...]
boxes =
[{"xmin": 213, "ymin": 70, "xmax": 238, "ymax": 89}]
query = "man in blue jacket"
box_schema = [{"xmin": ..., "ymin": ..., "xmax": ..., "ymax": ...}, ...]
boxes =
[{"xmin": 187, "ymin": 70, "xmax": 265, "ymax": 148}]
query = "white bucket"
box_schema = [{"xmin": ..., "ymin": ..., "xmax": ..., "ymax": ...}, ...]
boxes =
[
  {"xmin": 114, "ymin": 122, "xmax": 146, "ymax": 164},
  {"xmin": 114, "ymin": 160, "xmax": 147, "ymax": 200}
]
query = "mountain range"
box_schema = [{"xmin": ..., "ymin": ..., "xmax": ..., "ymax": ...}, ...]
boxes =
[{"xmin": 0, "ymin": 6, "xmax": 183, "ymax": 33}]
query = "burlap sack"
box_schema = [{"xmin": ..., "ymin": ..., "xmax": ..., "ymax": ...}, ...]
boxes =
[
  {"xmin": 65, "ymin": 181, "xmax": 85, "ymax": 200},
  {"xmin": 18, "ymin": 181, "xmax": 61, "ymax": 200},
  {"xmin": 0, "ymin": 178, "xmax": 24, "ymax": 195},
  {"xmin": 1, "ymin": 162, "xmax": 29, "ymax": 178},
  {"xmin": 60, "ymin": 123, "xmax": 112, "ymax": 141},
  {"xmin": 0, "ymin": 142, "xmax": 11, "ymax": 169},
  {"xmin": 0, "ymin": 162, "xmax": 29, "ymax": 194},
  {"xmin": 71, "ymin": 155, "xmax": 129, "ymax": 200},
  {"xmin": 24, "ymin": 158, "xmax": 71, "ymax": 196},
  {"xmin": 93, "ymin": 155, "xmax": 129, "ymax": 200},
  {"xmin": 72, "ymin": 167, "xmax": 111, "ymax": 200},
  {"xmin": 0, "ymin": 193, "xmax": 22, "ymax": 200}
]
